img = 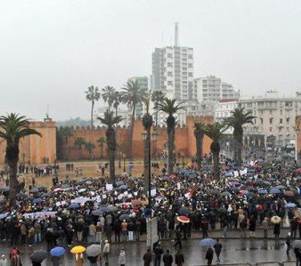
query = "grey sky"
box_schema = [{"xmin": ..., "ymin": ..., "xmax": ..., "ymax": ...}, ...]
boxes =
[{"xmin": 0, "ymin": 0, "xmax": 301, "ymax": 120}]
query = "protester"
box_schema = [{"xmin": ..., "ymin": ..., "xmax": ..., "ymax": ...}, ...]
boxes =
[
  {"xmin": 205, "ymin": 247, "xmax": 214, "ymax": 266},
  {"xmin": 163, "ymin": 249, "xmax": 173, "ymax": 266},
  {"xmin": 118, "ymin": 248, "xmax": 126, "ymax": 266},
  {"xmin": 142, "ymin": 249, "xmax": 152, "ymax": 266}
]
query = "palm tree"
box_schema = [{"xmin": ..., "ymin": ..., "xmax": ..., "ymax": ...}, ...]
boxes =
[
  {"xmin": 202, "ymin": 122, "xmax": 227, "ymax": 178},
  {"xmin": 102, "ymin": 86, "xmax": 116, "ymax": 111},
  {"xmin": 113, "ymin": 91, "xmax": 122, "ymax": 116},
  {"xmin": 74, "ymin": 137, "xmax": 86, "ymax": 149},
  {"xmin": 121, "ymin": 80, "xmax": 147, "ymax": 161},
  {"xmin": 85, "ymin": 85, "xmax": 101, "ymax": 128},
  {"xmin": 225, "ymin": 107, "xmax": 255, "ymax": 166},
  {"xmin": 158, "ymin": 98, "xmax": 184, "ymax": 174},
  {"xmin": 194, "ymin": 122, "xmax": 205, "ymax": 170},
  {"xmin": 151, "ymin": 91, "xmax": 166, "ymax": 127},
  {"xmin": 97, "ymin": 137, "xmax": 106, "ymax": 159},
  {"xmin": 142, "ymin": 92, "xmax": 153, "ymax": 194},
  {"xmin": 0, "ymin": 113, "xmax": 41, "ymax": 206},
  {"xmin": 85, "ymin": 142, "xmax": 95, "ymax": 160},
  {"xmin": 98, "ymin": 110, "xmax": 122, "ymax": 184},
  {"xmin": 56, "ymin": 127, "xmax": 73, "ymax": 160}
]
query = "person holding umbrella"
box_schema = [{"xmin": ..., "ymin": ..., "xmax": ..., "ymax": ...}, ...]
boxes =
[
  {"xmin": 30, "ymin": 250, "xmax": 48, "ymax": 266},
  {"xmin": 86, "ymin": 244, "xmax": 102, "ymax": 266},
  {"xmin": 50, "ymin": 246, "xmax": 65, "ymax": 266},
  {"xmin": 205, "ymin": 247, "xmax": 214, "ymax": 266}
]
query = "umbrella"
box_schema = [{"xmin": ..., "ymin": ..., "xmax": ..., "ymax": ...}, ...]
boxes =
[
  {"xmin": 284, "ymin": 191, "xmax": 295, "ymax": 197},
  {"xmin": 275, "ymin": 185, "xmax": 286, "ymax": 190},
  {"xmin": 293, "ymin": 240, "xmax": 301, "ymax": 249},
  {"xmin": 92, "ymin": 209, "xmax": 104, "ymax": 216},
  {"xmin": 70, "ymin": 245, "xmax": 86, "ymax": 254},
  {"xmin": 119, "ymin": 213, "xmax": 130, "ymax": 221},
  {"xmin": 200, "ymin": 238, "xmax": 216, "ymax": 247},
  {"xmin": 118, "ymin": 185, "xmax": 128, "ymax": 190},
  {"xmin": 68, "ymin": 203, "xmax": 81, "ymax": 209},
  {"xmin": 86, "ymin": 244, "xmax": 102, "ymax": 257},
  {"xmin": 271, "ymin": 216, "xmax": 282, "ymax": 224},
  {"xmin": 0, "ymin": 187, "xmax": 9, "ymax": 192},
  {"xmin": 221, "ymin": 191, "xmax": 231, "ymax": 197},
  {"xmin": 50, "ymin": 246, "xmax": 65, "ymax": 257},
  {"xmin": 116, "ymin": 181, "xmax": 124, "ymax": 186},
  {"xmin": 33, "ymin": 198, "xmax": 43, "ymax": 204},
  {"xmin": 258, "ymin": 189, "xmax": 268, "ymax": 195},
  {"xmin": 30, "ymin": 250, "xmax": 48, "ymax": 263},
  {"xmin": 30, "ymin": 187, "xmax": 39, "ymax": 193},
  {"xmin": 0, "ymin": 212, "xmax": 9, "ymax": 219},
  {"xmin": 78, "ymin": 188, "xmax": 86, "ymax": 193},
  {"xmin": 177, "ymin": 216, "xmax": 190, "ymax": 224},
  {"xmin": 107, "ymin": 205, "xmax": 118, "ymax": 212},
  {"xmin": 178, "ymin": 207, "xmax": 191, "ymax": 216},
  {"xmin": 286, "ymin": 203, "xmax": 297, "ymax": 208},
  {"xmin": 270, "ymin": 188, "xmax": 281, "ymax": 194}
]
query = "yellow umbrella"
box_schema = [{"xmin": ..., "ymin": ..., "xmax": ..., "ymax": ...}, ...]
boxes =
[{"xmin": 70, "ymin": 245, "xmax": 86, "ymax": 254}]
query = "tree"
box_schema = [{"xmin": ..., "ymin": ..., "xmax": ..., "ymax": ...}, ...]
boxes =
[
  {"xmin": 151, "ymin": 91, "xmax": 166, "ymax": 127},
  {"xmin": 74, "ymin": 137, "xmax": 86, "ymax": 150},
  {"xmin": 194, "ymin": 122, "xmax": 205, "ymax": 170},
  {"xmin": 85, "ymin": 142, "xmax": 95, "ymax": 160},
  {"xmin": 0, "ymin": 113, "xmax": 41, "ymax": 206},
  {"xmin": 158, "ymin": 98, "xmax": 184, "ymax": 174},
  {"xmin": 121, "ymin": 80, "xmax": 147, "ymax": 162},
  {"xmin": 142, "ymin": 92, "xmax": 153, "ymax": 194},
  {"xmin": 202, "ymin": 122, "xmax": 227, "ymax": 178},
  {"xmin": 85, "ymin": 85, "xmax": 101, "ymax": 128},
  {"xmin": 113, "ymin": 91, "xmax": 122, "ymax": 116},
  {"xmin": 98, "ymin": 110, "xmax": 122, "ymax": 184},
  {"xmin": 97, "ymin": 136, "xmax": 106, "ymax": 159},
  {"xmin": 56, "ymin": 127, "xmax": 73, "ymax": 160},
  {"xmin": 102, "ymin": 86, "xmax": 116, "ymax": 111},
  {"xmin": 225, "ymin": 107, "xmax": 255, "ymax": 166}
]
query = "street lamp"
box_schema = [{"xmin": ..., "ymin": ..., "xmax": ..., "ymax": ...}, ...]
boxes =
[{"xmin": 122, "ymin": 153, "xmax": 126, "ymax": 172}]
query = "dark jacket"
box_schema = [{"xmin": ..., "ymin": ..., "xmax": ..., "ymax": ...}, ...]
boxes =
[
  {"xmin": 175, "ymin": 253, "xmax": 184, "ymax": 266},
  {"xmin": 143, "ymin": 251, "xmax": 152, "ymax": 266},
  {"xmin": 163, "ymin": 253, "xmax": 173, "ymax": 266}
]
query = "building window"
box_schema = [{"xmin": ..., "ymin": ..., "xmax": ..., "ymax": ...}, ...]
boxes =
[
  {"xmin": 280, "ymin": 118, "xmax": 283, "ymax": 124},
  {"xmin": 167, "ymin": 72, "xmax": 173, "ymax": 77},
  {"xmin": 286, "ymin": 117, "xmax": 290, "ymax": 123},
  {"xmin": 188, "ymin": 72, "xmax": 193, "ymax": 77},
  {"xmin": 269, "ymin": 118, "xmax": 273, "ymax": 124},
  {"xmin": 167, "ymin": 81, "xmax": 173, "ymax": 86}
]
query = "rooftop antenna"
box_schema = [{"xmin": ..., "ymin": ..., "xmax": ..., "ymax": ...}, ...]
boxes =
[{"xmin": 174, "ymin": 22, "xmax": 179, "ymax": 47}]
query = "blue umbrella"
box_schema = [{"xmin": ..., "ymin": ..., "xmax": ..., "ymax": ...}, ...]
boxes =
[
  {"xmin": 270, "ymin": 188, "xmax": 281, "ymax": 194},
  {"xmin": 68, "ymin": 203, "xmax": 80, "ymax": 209},
  {"xmin": 178, "ymin": 207, "xmax": 191, "ymax": 216},
  {"xmin": 50, "ymin": 246, "xmax": 65, "ymax": 257},
  {"xmin": 285, "ymin": 203, "xmax": 297, "ymax": 208},
  {"xmin": 200, "ymin": 238, "xmax": 216, "ymax": 247},
  {"xmin": 92, "ymin": 209, "xmax": 105, "ymax": 216},
  {"xmin": 224, "ymin": 172, "xmax": 233, "ymax": 177},
  {"xmin": 276, "ymin": 185, "xmax": 286, "ymax": 190},
  {"xmin": 33, "ymin": 198, "xmax": 43, "ymax": 204},
  {"xmin": 0, "ymin": 212, "xmax": 9, "ymax": 219},
  {"xmin": 258, "ymin": 189, "xmax": 268, "ymax": 195}
]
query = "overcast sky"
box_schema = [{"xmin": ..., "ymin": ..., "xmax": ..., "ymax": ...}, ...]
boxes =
[{"xmin": 0, "ymin": 0, "xmax": 301, "ymax": 120}]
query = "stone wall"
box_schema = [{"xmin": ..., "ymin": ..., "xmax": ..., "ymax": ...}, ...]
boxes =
[
  {"xmin": 60, "ymin": 116, "xmax": 213, "ymax": 161},
  {"xmin": 0, "ymin": 120, "xmax": 57, "ymax": 165}
]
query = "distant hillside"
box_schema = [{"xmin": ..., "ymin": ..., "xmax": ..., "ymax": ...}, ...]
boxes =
[{"xmin": 56, "ymin": 117, "xmax": 90, "ymax": 127}]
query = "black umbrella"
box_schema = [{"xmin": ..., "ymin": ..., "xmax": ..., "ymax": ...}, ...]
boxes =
[{"xmin": 30, "ymin": 250, "xmax": 48, "ymax": 263}]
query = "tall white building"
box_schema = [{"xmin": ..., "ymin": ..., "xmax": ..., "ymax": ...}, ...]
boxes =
[
  {"xmin": 152, "ymin": 24, "xmax": 194, "ymax": 101},
  {"xmin": 239, "ymin": 91, "xmax": 301, "ymax": 147},
  {"xmin": 194, "ymin": 75, "xmax": 240, "ymax": 103}
]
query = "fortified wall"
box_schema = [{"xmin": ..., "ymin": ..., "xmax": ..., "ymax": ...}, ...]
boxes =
[
  {"xmin": 61, "ymin": 116, "xmax": 213, "ymax": 161},
  {"xmin": 0, "ymin": 119, "xmax": 57, "ymax": 165}
]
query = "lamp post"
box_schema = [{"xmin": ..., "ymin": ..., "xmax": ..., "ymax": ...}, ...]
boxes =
[{"xmin": 122, "ymin": 153, "xmax": 126, "ymax": 172}]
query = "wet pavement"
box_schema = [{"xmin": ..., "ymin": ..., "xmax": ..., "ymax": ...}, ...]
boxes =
[{"xmin": 0, "ymin": 237, "xmax": 297, "ymax": 266}]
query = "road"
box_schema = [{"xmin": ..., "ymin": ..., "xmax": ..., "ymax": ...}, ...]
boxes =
[{"xmin": 0, "ymin": 238, "xmax": 296, "ymax": 266}]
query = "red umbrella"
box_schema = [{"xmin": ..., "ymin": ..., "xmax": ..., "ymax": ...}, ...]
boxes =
[{"xmin": 177, "ymin": 216, "xmax": 190, "ymax": 224}]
